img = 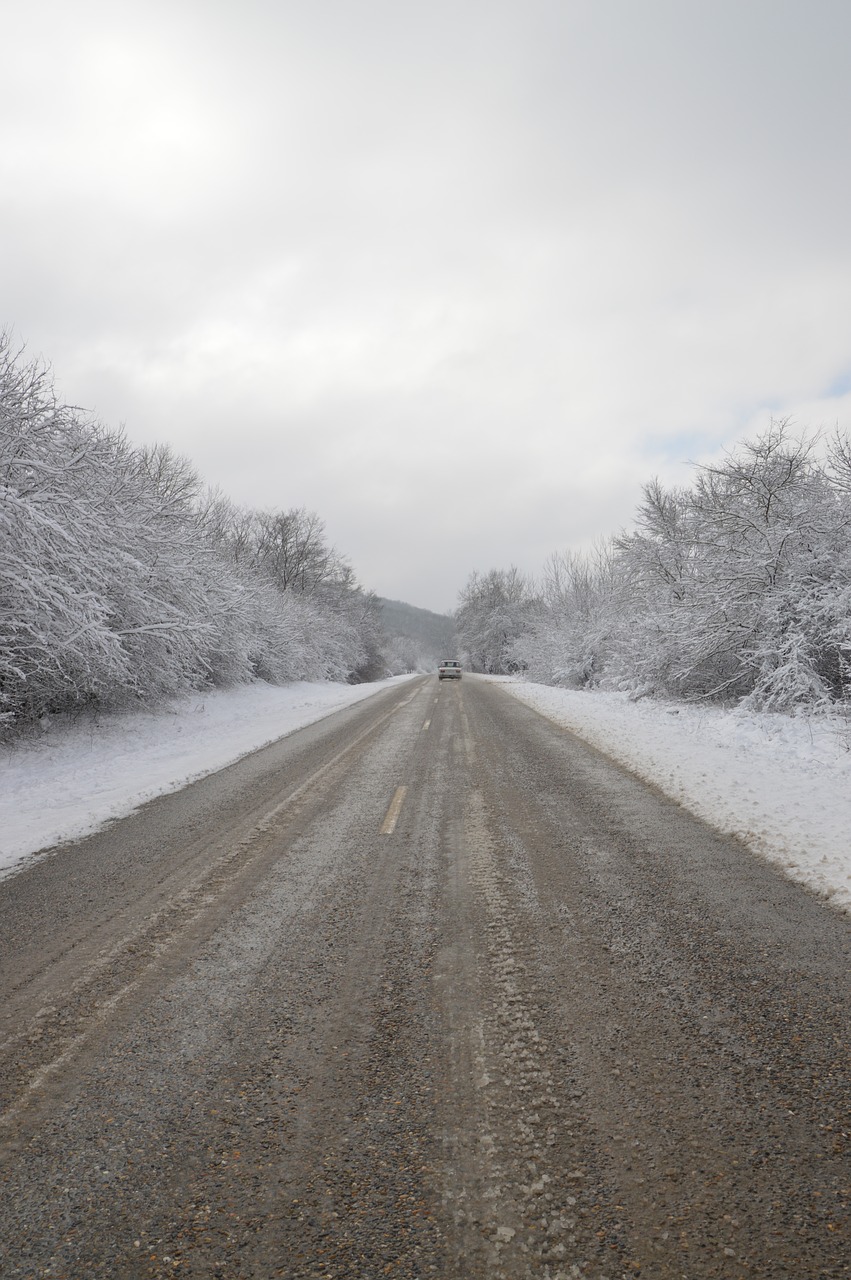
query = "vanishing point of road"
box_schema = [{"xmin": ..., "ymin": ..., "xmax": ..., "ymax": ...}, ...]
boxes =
[{"xmin": 0, "ymin": 675, "xmax": 848, "ymax": 1278}]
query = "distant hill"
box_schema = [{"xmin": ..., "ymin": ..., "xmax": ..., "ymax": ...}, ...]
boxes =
[{"xmin": 378, "ymin": 598, "xmax": 457, "ymax": 672}]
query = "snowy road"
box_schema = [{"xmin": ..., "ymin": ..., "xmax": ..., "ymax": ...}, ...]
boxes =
[{"xmin": 0, "ymin": 675, "xmax": 848, "ymax": 1278}]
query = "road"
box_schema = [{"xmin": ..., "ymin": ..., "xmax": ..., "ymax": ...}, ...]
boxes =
[{"xmin": 0, "ymin": 675, "xmax": 848, "ymax": 1279}]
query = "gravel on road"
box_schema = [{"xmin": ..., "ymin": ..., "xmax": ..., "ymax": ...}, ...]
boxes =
[{"xmin": 0, "ymin": 675, "xmax": 847, "ymax": 1278}]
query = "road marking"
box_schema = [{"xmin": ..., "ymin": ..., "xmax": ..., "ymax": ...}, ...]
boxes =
[
  {"xmin": 380, "ymin": 786, "xmax": 408, "ymax": 835},
  {"xmin": 422, "ymin": 719, "xmax": 431, "ymax": 731}
]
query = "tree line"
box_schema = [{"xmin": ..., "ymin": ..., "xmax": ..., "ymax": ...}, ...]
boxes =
[
  {"xmin": 456, "ymin": 423, "xmax": 851, "ymax": 711},
  {"xmin": 0, "ymin": 334, "xmax": 384, "ymax": 731}
]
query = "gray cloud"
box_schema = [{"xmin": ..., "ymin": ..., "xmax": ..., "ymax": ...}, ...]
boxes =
[{"xmin": 3, "ymin": 0, "xmax": 851, "ymax": 611}]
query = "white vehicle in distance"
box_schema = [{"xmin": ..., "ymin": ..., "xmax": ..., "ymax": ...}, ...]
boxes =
[{"xmin": 438, "ymin": 660, "xmax": 462, "ymax": 680}]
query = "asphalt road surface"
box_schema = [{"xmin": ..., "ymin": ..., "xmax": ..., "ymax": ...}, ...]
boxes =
[{"xmin": 0, "ymin": 675, "xmax": 848, "ymax": 1279}]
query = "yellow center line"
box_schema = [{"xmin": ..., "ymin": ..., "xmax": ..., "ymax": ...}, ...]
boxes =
[
  {"xmin": 380, "ymin": 785, "xmax": 408, "ymax": 835},
  {"xmin": 422, "ymin": 719, "xmax": 431, "ymax": 731}
]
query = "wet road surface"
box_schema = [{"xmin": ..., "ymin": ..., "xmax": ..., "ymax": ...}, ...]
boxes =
[{"xmin": 0, "ymin": 675, "xmax": 848, "ymax": 1278}]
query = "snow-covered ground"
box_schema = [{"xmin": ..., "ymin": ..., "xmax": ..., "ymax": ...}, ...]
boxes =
[
  {"xmin": 498, "ymin": 677, "xmax": 851, "ymax": 913},
  {"xmin": 0, "ymin": 677, "xmax": 413, "ymax": 879},
  {"xmin": 2, "ymin": 673, "xmax": 849, "ymax": 914}
]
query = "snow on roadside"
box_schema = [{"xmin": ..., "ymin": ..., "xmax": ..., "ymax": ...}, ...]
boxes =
[
  {"xmin": 0, "ymin": 676, "xmax": 414, "ymax": 879},
  {"xmin": 4, "ymin": 672, "xmax": 849, "ymax": 913},
  {"xmin": 497, "ymin": 677, "xmax": 851, "ymax": 914}
]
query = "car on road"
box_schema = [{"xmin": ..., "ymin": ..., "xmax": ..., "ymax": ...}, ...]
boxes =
[{"xmin": 438, "ymin": 660, "xmax": 462, "ymax": 680}]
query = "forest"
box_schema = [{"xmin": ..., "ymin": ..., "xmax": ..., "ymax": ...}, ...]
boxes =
[
  {"xmin": 0, "ymin": 334, "xmax": 387, "ymax": 732},
  {"xmin": 455, "ymin": 422, "xmax": 851, "ymax": 712},
  {"xmin": 7, "ymin": 326, "xmax": 851, "ymax": 731}
]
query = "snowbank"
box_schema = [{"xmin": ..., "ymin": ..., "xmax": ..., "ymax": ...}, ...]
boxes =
[
  {"xmin": 0, "ymin": 677, "xmax": 413, "ymax": 879},
  {"xmin": 498, "ymin": 678, "xmax": 851, "ymax": 913}
]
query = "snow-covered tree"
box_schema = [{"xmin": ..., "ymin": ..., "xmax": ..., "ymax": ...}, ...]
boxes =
[
  {"xmin": 613, "ymin": 424, "xmax": 851, "ymax": 707},
  {"xmin": 512, "ymin": 544, "xmax": 618, "ymax": 687},
  {"xmin": 455, "ymin": 567, "xmax": 540, "ymax": 673},
  {"xmin": 0, "ymin": 334, "xmax": 388, "ymax": 732},
  {"xmin": 455, "ymin": 421, "xmax": 851, "ymax": 711}
]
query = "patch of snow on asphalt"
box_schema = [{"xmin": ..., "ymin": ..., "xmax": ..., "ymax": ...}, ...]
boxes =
[
  {"xmin": 0, "ymin": 677, "xmax": 413, "ymax": 878},
  {"xmin": 497, "ymin": 678, "xmax": 851, "ymax": 913}
]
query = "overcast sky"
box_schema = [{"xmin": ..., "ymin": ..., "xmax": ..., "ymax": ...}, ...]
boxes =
[{"xmin": 3, "ymin": 1, "xmax": 851, "ymax": 613}]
